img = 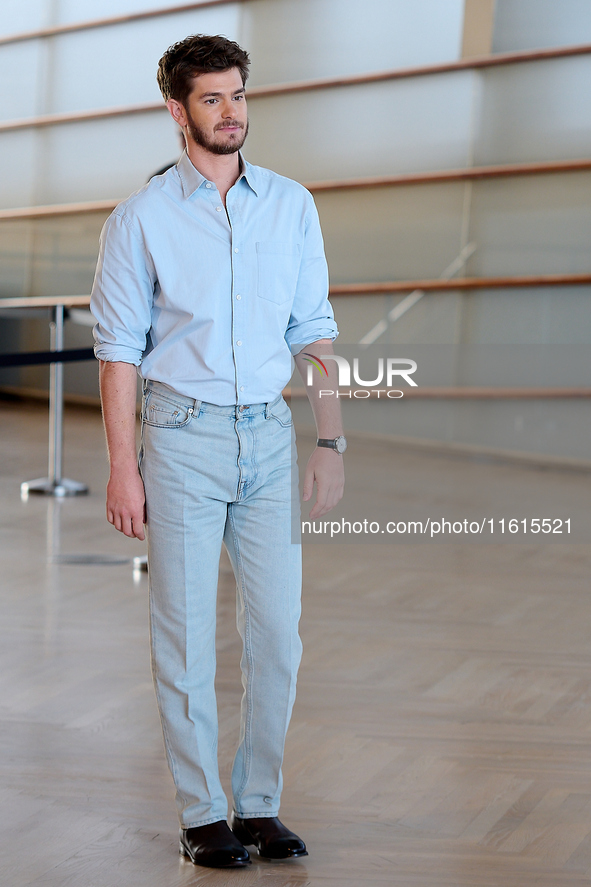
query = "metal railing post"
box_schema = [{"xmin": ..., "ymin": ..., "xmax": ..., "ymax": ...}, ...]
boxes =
[
  {"xmin": 21, "ymin": 304, "xmax": 89, "ymax": 498},
  {"xmin": 48, "ymin": 304, "xmax": 63, "ymax": 485}
]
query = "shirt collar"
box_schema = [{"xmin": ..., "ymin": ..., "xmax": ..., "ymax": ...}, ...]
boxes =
[
  {"xmin": 177, "ymin": 150, "xmax": 259, "ymax": 198},
  {"xmin": 237, "ymin": 157, "xmax": 259, "ymax": 196}
]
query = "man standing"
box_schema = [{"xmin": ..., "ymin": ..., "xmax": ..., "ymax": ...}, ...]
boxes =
[{"xmin": 91, "ymin": 34, "xmax": 345, "ymax": 869}]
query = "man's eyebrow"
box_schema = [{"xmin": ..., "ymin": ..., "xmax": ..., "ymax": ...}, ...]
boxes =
[{"xmin": 199, "ymin": 87, "xmax": 246, "ymax": 99}]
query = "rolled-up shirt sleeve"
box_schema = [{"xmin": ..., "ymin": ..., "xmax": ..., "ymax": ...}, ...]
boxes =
[
  {"xmin": 90, "ymin": 210, "xmax": 156, "ymax": 365},
  {"xmin": 285, "ymin": 193, "xmax": 338, "ymax": 355}
]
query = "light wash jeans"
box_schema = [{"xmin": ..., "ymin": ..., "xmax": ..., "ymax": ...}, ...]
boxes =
[{"xmin": 139, "ymin": 380, "xmax": 302, "ymax": 828}]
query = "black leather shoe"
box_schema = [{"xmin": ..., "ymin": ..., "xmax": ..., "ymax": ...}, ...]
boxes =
[
  {"xmin": 230, "ymin": 813, "xmax": 308, "ymax": 859},
  {"xmin": 179, "ymin": 821, "xmax": 251, "ymax": 868}
]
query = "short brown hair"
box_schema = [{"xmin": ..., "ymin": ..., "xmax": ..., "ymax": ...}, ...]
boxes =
[{"xmin": 157, "ymin": 34, "xmax": 250, "ymax": 107}]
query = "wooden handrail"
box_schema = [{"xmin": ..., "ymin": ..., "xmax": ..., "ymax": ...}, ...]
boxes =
[
  {"xmin": 247, "ymin": 43, "xmax": 591, "ymax": 95},
  {"xmin": 329, "ymin": 273, "xmax": 591, "ymax": 296},
  {"xmin": 307, "ymin": 158, "xmax": 591, "ymax": 192},
  {"xmin": 1, "ymin": 42, "xmax": 591, "ymax": 134},
  {"xmin": 0, "ymin": 0, "xmax": 241, "ymax": 46},
  {"xmin": 0, "ymin": 276, "xmax": 589, "ymax": 312},
  {"xmin": 1, "ymin": 157, "xmax": 590, "ymax": 221},
  {"xmin": 0, "ymin": 295, "xmax": 90, "ymax": 308},
  {"xmin": 284, "ymin": 386, "xmax": 591, "ymax": 399},
  {"xmin": 0, "ymin": 199, "xmax": 121, "ymax": 220},
  {"xmin": 0, "ymin": 101, "xmax": 166, "ymax": 133}
]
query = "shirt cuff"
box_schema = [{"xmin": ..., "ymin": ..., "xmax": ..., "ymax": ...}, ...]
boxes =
[
  {"xmin": 93, "ymin": 343, "xmax": 143, "ymax": 366},
  {"xmin": 287, "ymin": 325, "xmax": 338, "ymax": 355}
]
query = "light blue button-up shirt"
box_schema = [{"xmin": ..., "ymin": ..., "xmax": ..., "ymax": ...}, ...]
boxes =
[{"xmin": 91, "ymin": 151, "xmax": 337, "ymax": 405}]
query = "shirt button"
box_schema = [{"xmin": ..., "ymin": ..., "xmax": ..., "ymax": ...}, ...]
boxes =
[
  {"xmin": 236, "ymin": 294, "xmax": 241, "ymax": 300},
  {"xmin": 205, "ymin": 183, "xmax": 212, "ymax": 189},
  {"xmin": 236, "ymin": 340, "xmax": 242, "ymax": 346},
  {"xmin": 240, "ymin": 386, "xmax": 245, "ymax": 392},
  {"xmin": 234, "ymin": 247, "xmax": 239, "ymax": 253},
  {"xmin": 216, "ymin": 206, "xmax": 222, "ymax": 212}
]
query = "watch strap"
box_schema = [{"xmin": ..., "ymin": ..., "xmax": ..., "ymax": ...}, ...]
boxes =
[{"xmin": 317, "ymin": 436, "xmax": 347, "ymax": 453}]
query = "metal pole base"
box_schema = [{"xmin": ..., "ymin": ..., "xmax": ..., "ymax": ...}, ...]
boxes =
[{"xmin": 21, "ymin": 477, "xmax": 89, "ymax": 499}]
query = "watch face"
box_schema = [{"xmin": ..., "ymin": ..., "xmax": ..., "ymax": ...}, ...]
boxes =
[{"xmin": 335, "ymin": 436, "xmax": 347, "ymax": 454}]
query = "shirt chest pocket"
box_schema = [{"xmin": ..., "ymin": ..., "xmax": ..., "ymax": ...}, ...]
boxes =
[{"xmin": 256, "ymin": 241, "xmax": 302, "ymax": 305}]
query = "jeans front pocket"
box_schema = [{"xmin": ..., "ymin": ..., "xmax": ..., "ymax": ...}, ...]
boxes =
[
  {"xmin": 267, "ymin": 396, "xmax": 293, "ymax": 428},
  {"xmin": 143, "ymin": 389, "xmax": 194, "ymax": 428}
]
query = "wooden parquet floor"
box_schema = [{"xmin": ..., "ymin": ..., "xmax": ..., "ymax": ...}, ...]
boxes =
[{"xmin": 1, "ymin": 398, "xmax": 591, "ymax": 886}]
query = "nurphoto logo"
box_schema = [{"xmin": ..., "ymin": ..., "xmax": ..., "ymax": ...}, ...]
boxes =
[{"xmin": 304, "ymin": 354, "xmax": 418, "ymax": 398}]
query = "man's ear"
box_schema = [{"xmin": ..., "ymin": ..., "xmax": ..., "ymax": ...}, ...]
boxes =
[{"xmin": 166, "ymin": 99, "xmax": 187, "ymax": 128}]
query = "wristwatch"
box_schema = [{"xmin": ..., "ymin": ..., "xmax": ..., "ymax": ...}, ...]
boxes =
[{"xmin": 317, "ymin": 435, "xmax": 347, "ymax": 454}]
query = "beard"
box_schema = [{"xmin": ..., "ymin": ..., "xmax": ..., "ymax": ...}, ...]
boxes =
[{"xmin": 186, "ymin": 111, "xmax": 249, "ymax": 155}]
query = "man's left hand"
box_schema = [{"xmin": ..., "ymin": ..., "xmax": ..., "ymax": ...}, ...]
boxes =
[{"xmin": 302, "ymin": 447, "xmax": 345, "ymax": 519}]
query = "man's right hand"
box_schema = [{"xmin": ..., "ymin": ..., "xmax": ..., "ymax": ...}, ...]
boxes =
[
  {"xmin": 99, "ymin": 360, "xmax": 146, "ymax": 541},
  {"xmin": 106, "ymin": 467, "xmax": 146, "ymax": 540}
]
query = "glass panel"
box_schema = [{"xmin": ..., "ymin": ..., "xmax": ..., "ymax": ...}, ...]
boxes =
[
  {"xmin": 56, "ymin": 0, "xmax": 237, "ymax": 26},
  {"xmin": 474, "ymin": 56, "xmax": 591, "ymax": 165},
  {"xmin": 31, "ymin": 111, "xmax": 179, "ymax": 204},
  {"xmin": 330, "ymin": 295, "xmax": 390, "ymax": 345},
  {"xmin": 46, "ymin": 7, "xmax": 241, "ymax": 114},
  {"xmin": 468, "ymin": 173, "xmax": 591, "ymax": 277},
  {"xmin": 493, "ymin": 0, "xmax": 591, "ymax": 52},
  {"xmin": 315, "ymin": 183, "xmax": 467, "ymax": 283},
  {"xmin": 1, "ymin": 0, "xmax": 48, "ymax": 37},
  {"xmin": 329, "ymin": 286, "xmax": 591, "ymax": 348},
  {"xmin": 0, "ymin": 220, "xmax": 34, "ymax": 297},
  {"xmin": 243, "ymin": 0, "xmax": 464, "ymax": 87},
  {"xmin": 332, "ymin": 292, "xmax": 463, "ymax": 346},
  {"xmin": 0, "ymin": 131, "xmax": 38, "ymax": 208},
  {"xmin": 0, "ymin": 212, "xmax": 106, "ymax": 299},
  {"xmin": 458, "ymin": 287, "xmax": 591, "ymax": 345},
  {"xmin": 246, "ymin": 72, "xmax": 475, "ymax": 181},
  {"xmin": 28, "ymin": 213, "xmax": 107, "ymax": 297},
  {"xmin": 0, "ymin": 41, "xmax": 44, "ymax": 121}
]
